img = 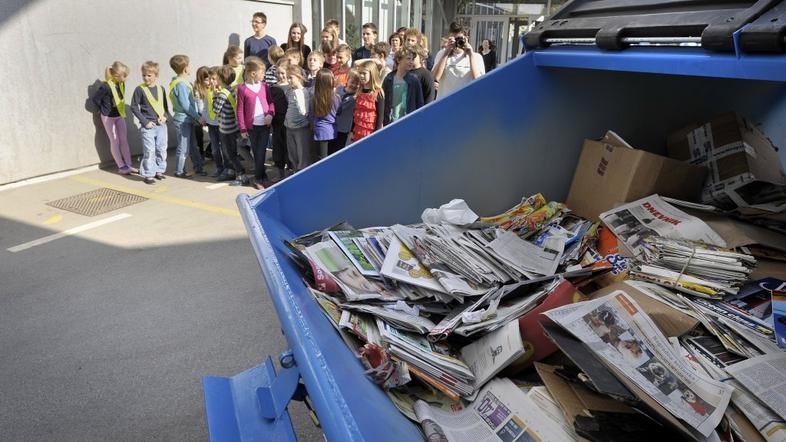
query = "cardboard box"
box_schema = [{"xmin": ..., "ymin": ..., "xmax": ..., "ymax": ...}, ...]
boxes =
[
  {"xmin": 667, "ymin": 112, "xmax": 786, "ymax": 212},
  {"xmin": 566, "ymin": 131, "xmax": 707, "ymax": 221}
]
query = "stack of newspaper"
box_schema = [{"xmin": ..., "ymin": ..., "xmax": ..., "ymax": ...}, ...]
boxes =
[{"xmin": 632, "ymin": 236, "xmax": 757, "ymax": 298}]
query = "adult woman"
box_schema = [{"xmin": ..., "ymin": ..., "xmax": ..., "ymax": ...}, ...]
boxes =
[
  {"xmin": 281, "ymin": 23, "xmax": 311, "ymax": 65},
  {"xmin": 386, "ymin": 32, "xmax": 402, "ymax": 70},
  {"xmin": 480, "ymin": 39, "xmax": 497, "ymax": 72}
]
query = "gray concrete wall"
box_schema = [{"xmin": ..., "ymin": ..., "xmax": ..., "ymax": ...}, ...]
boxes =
[{"xmin": 0, "ymin": 0, "xmax": 295, "ymax": 184}]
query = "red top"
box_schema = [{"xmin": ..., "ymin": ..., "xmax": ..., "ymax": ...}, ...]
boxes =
[
  {"xmin": 352, "ymin": 91, "xmax": 378, "ymax": 142},
  {"xmin": 235, "ymin": 82, "xmax": 275, "ymax": 133}
]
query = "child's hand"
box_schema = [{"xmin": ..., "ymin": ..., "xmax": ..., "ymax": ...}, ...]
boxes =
[
  {"xmin": 264, "ymin": 115, "xmax": 273, "ymax": 126},
  {"xmin": 158, "ymin": 116, "xmax": 167, "ymax": 124},
  {"xmin": 240, "ymin": 132, "xmax": 249, "ymax": 139},
  {"xmin": 145, "ymin": 121, "xmax": 155, "ymax": 129}
]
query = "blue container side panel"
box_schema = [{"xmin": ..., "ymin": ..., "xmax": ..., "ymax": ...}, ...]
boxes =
[
  {"xmin": 244, "ymin": 49, "xmax": 786, "ymax": 441},
  {"xmin": 242, "ymin": 192, "xmax": 425, "ymax": 442}
]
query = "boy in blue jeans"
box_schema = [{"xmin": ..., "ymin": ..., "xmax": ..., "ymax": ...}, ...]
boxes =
[
  {"xmin": 130, "ymin": 61, "xmax": 170, "ymax": 184},
  {"xmin": 169, "ymin": 54, "xmax": 206, "ymax": 177}
]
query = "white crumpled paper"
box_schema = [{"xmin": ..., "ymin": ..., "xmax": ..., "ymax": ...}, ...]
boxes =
[{"xmin": 421, "ymin": 199, "xmax": 479, "ymax": 226}]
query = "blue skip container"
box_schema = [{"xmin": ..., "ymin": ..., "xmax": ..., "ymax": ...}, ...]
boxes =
[{"xmin": 203, "ymin": 45, "xmax": 786, "ymax": 441}]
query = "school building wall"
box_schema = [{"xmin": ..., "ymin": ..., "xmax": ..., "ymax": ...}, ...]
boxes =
[{"xmin": 0, "ymin": 0, "xmax": 296, "ymax": 185}]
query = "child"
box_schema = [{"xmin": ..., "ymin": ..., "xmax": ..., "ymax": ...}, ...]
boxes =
[
  {"xmin": 351, "ymin": 60, "xmax": 384, "ymax": 143},
  {"xmin": 236, "ymin": 59, "xmax": 275, "ymax": 190},
  {"xmin": 382, "ymin": 48, "xmax": 424, "ymax": 125},
  {"xmin": 320, "ymin": 27, "xmax": 338, "ymax": 47},
  {"xmin": 410, "ymin": 45, "xmax": 435, "ymax": 104},
  {"xmin": 323, "ymin": 42, "xmax": 339, "ymax": 69},
  {"xmin": 305, "ymin": 51, "xmax": 325, "ymax": 87},
  {"xmin": 311, "ymin": 68, "xmax": 340, "ymax": 159},
  {"xmin": 193, "ymin": 66, "xmax": 210, "ymax": 160},
  {"xmin": 169, "ymin": 54, "xmax": 205, "ymax": 178},
  {"xmin": 283, "ymin": 64, "xmax": 313, "ymax": 172},
  {"xmin": 325, "ymin": 19, "xmax": 346, "ymax": 45},
  {"xmin": 284, "ymin": 47, "xmax": 305, "ymax": 72},
  {"xmin": 196, "ymin": 66, "xmax": 226, "ymax": 177},
  {"xmin": 265, "ymin": 45, "xmax": 285, "ymax": 85},
  {"xmin": 212, "ymin": 65, "xmax": 247, "ymax": 185},
  {"xmin": 330, "ymin": 69, "xmax": 359, "ymax": 154},
  {"xmin": 334, "ymin": 44, "xmax": 352, "ymax": 87},
  {"xmin": 371, "ymin": 42, "xmax": 392, "ymax": 79},
  {"xmin": 353, "ymin": 22, "xmax": 378, "ymax": 61},
  {"xmin": 130, "ymin": 61, "xmax": 170, "ymax": 184},
  {"xmin": 270, "ymin": 58, "xmax": 291, "ymax": 180},
  {"xmin": 91, "ymin": 61, "xmax": 136, "ymax": 174},
  {"xmin": 224, "ymin": 45, "xmax": 245, "ymax": 88}
]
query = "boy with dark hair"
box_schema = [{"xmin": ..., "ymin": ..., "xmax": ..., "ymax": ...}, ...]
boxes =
[
  {"xmin": 245, "ymin": 12, "xmax": 277, "ymax": 67},
  {"xmin": 382, "ymin": 47, "xmax": 424, "ymax": 125},
  {"xmin": 169, "ymin": 54, "xmax": 205, "ymax": 177},
  {"xmin": 409, "ymin": 45, "xmax": 435, "ymax": 104},
  {"xmin": 353, "ymin": 22, "xmax": 378, "ymax": 61}
]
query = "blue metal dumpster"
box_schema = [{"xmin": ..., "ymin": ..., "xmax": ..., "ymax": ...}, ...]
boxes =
[{"xmin": 203, "ymin": 42, "xmax": 786, "ymax": 441}]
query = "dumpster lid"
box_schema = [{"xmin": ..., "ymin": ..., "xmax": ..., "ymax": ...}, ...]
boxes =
[
  {"xmin": 526, "ymin": 0, "xmax": 782, "ymax": 52},
  {"xmin": 740, "ymin": 1, "xmax": 786, "ymax": 53}
]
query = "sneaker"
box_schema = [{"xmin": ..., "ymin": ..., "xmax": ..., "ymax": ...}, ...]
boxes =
[
  {"xmin": 210, "ymin": 169, "xmax": 223, "ymax": 178},
  {"xmin": 194, "ymin": 169, "xmax": 208, "ymax": 177},
  {"xmin": 154, "ymin": 173, "xmax": 165, "ymax": 180},
  {"xmin": 144, "ymin": 177, "xmax": 156, "ymax": 185},
  {"xmin": 118, "ymin": 167, "xmax": 132, "ymax": 175},
  {"xmin": 217, "ymin": 171, "xmax": 235, "ymax": 182},
  {"xmin": 174, "ymin": 172, "xmax": 192, "ymax": 179},
  {"xmin": 128, "ymin": 167, "xmax": 140, "ymax": 174}
]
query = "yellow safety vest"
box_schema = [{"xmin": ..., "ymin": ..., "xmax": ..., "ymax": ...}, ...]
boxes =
[
  {"xmin": 140, "ymin": 84, "xmax": 166, "ymax": 118},
  {"xmin": 207, "ymin": 89, "xmax": 216, "ymax": 121},
  {"xmin": 216, "ymin": 87, "xmax": 237, "ymax": 114},
  {"xmin": 231, "ymin": 65, "xmax": 244, "ymax": 88},
  {"xmin": 106, "ymin": 80, "xmax": 126, "ymax": 118},
  {"xmin": 168, "ymin": 77, "xmax": 193, "ymax": 107}
]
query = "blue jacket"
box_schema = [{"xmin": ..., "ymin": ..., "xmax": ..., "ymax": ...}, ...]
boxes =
[
  {"xmin": 381, "ymin": 72, "xmax": 423, "ymax": 125},
  {"xmin": 170, "ymin": 79, "xmax": 200, "ymax": 124}
]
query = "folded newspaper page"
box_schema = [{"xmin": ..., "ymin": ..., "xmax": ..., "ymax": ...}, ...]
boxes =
[
  {"xmin": 380, "ymin": 235, "xmax": 447, "ymax": 292},
  {"xmin": 545, "ymin": 291, "xmax": 732, "ymax": 437},
  {"xmin": 459, "ymin": 321, "xmax": 525, "ymax": 389},
  {"xmin": 413, "ymin": 377, "xmax": 575, "ymax": 442},
  {"xmin": 726, "ymin": 353, "xmax": 786, "ymax": 422},
  {"xmin": 600, "ymin": 195, "xmax": 726, "ymax": 258},
  {"xmin": 485, "ymin": 229, "xmax": 564, "ymax": 277}
]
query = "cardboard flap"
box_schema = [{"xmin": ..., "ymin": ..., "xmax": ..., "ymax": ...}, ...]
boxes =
[
  {"xmin": 687, "ymin": 209, "xmax": 786, "ymax": 253},
  {"xmin": 600, "ymin": 130, "xmax": 634, "ymax": 149},
  {"xmin": 589, "ymin": 282, "xmax": 699, "ymax": 338}
]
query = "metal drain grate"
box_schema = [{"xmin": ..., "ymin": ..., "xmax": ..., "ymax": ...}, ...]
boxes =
[{"xmin": 46, "ymin": 188, "xmax": 148, "ymax": 216}]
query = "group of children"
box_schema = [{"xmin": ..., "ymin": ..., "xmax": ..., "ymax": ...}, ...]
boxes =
[{"xmin": 91, "ymin": 18, "xmax": 436, "ymax": 189}]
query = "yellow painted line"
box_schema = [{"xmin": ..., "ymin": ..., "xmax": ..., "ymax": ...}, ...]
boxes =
[
  {"xmin": 43, "ymin": 214, "xmax": 63, "ymax": 225},
  {"xmin": 69, "ymin": 175, "xmax": 240, "ymax": 218},
  {"xmin": 154, "ymin": 185, "xmax": 168, "ymax": 194}
]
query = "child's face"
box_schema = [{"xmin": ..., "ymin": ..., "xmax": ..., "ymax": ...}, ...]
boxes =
[
  {"xmin": 412, "ymin": 54, "xmax": 422, "ymax": 68},
  {"xmin": 276, "ymin": 68, "xmax": 289, "ymax": 84},
  {"xmin": 142, "ymin": 70, "xmax": 158, "ymax": 86},
  {"xmin": 307, "ymin": 56, "xmax": 322, "ymax": 72},
  {"xmin": 406, "ymin": 35, "xmax": 419, "ymax": 47},
  {"xmin": 391, "ymin": 38, "xmax": 401, "ymax": 50},
  {"xmin": 321, "ymin": 32, "xmax": 332, "ymax": 43},
  {"xmin": 287, "ymin": 55, "xmax": 300, "ymax": 66},
  {"xmin": 114, "ymin": 73, "xmax": 128, "ymax": 83},
  {"xmin": 248, "ymin": 68, "xmax": 263, "ymax": 83},
  {"xmin": 346, "ymin": 76, "xmax": 360, "ymax": 93},
  {"xmin": 209, "ymin": 75, "xmax": 218, "ymax": 88},
  {"xmin": 230, "ymin": 54, "xmax": 243, "ymax": 67},
  {"xmin": 201, "ymin": 77, "xmax": 211, "ymax": 87},
  {"xmin": 358, "ymin": 68, "xmax": 370, "ymax": 86},
  {"xmin": 252, "ymin": 17, "xmax": 266, "ymax": 33},
  {"xmin": 325, "ymin": 53, "xmax": 338, "ymax": 65},
  {"xmin": 288, "ymin": 74, "xmax": 302, "ymax": 88},
  {"xmin": 398, "ymin": 55, "xmax": 414, "ymax": 71},
  {"xmin": 336, "ymin": 52, "xmax": 349, "ymax": 67}
]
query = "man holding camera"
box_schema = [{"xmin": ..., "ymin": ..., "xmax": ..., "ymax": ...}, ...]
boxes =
[{"xmin": 432, "ymin": 22, "xmax": 485, "ymax": 99}]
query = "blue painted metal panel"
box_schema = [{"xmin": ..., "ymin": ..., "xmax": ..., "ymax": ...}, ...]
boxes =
[
  {"xmin": 214, "ymin": 48, "xmax": 786, "ymax": 441},
  {"xmin": 203, "ymin": 357, "xmax": 297, "ymax": 442}
]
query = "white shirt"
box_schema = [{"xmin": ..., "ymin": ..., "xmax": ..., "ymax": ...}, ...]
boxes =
[
  {"xmin": 247, "ymin": 82, "xmax": 266, "ymax": 125},
  {"xmin": 434, "ymin": 49, "xmax": 485, "ymax": 99}
]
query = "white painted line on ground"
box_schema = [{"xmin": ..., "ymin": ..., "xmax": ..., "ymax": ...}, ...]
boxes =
[
  {"xmin": 0, "ymin": 165, "xmax": 100, "ymax": 192},
  {"xmin": 7, "ymin": 213, "xmax": 132, "ymax": 253},
  {"xmin": 205, "ymin": 183, "xmax": 228, "ymax": 190}
]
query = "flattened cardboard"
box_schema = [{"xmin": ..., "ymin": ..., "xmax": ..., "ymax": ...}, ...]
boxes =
[
  {"xmin": 588, "ymin": 282, "xmax": 699, "ymax": 338},
  {"xmin": 567, "ymin": 131, "xmax": 707, "ymax": 221},
  {"xmin": 685, "ymin": 208, "xmax": 786, "ymax": 253}
]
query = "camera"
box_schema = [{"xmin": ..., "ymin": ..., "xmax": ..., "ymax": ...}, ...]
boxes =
[{"xmin": 455, "ymin": 36, "xmax": 466, "ymax": 48}]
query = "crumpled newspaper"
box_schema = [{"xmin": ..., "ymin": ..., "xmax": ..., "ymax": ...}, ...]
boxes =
[
  {"xmin": 421, "ymin": 199, "xmax": 479, "ymax": 226},
  {"xmin": 360, "ymin": 343, "xmax": 411, "ymax": 388}
]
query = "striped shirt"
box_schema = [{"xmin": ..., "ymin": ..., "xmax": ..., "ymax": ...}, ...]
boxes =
[
  {"xmin": 212, "ymin": 87, "xmax": 238, "ymax": 134},
  {"xmin": 265, "ymin": 65, "xmax": 278, "ymax": 86}
]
